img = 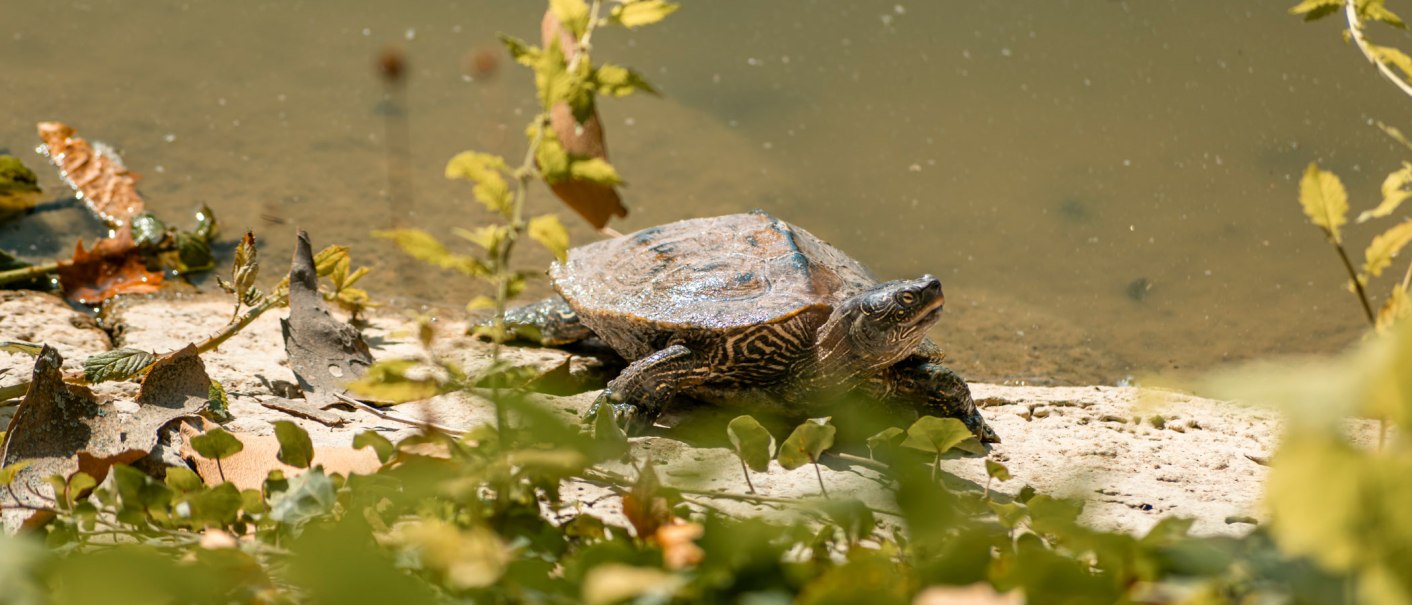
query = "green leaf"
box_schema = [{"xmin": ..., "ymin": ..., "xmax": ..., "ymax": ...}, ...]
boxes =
[
  {"xmin": 0, "ymin": 460, "xmax": 32, "ymax": 487},
  {"xmin": 865, "ymin": 427, "xmax": 904, "ymax": 457},
  {"xmin": 189, "ymin": 428, "xmax": 245, "ymax": 460},
  {"xmin": 445, "ymin": 151, "xmax": 512, "ymax": 215},
  {"xmin": 1290, "ymin": 0, "xmax": 1342, "ymax": 19},
  {"xmin": 346, "ymin": 358, "xmax": 445, "ymax": 403},
  {"xmin": 0, "ymin": 340, "xmax": 43, "ymax": 356},
  {"xmin": 985, "ymin": 459, "xmax": 1012, "ymax": 482},
  {"xmin": 273, "ymin": 420, "xmax": 315, "ymax": 469},
  {"xmin": 593, "ymin": 63, "xmax": 658, "ymax": 97},
  {"xmin": 466, "ymin": 295, "xmax": 497, "ymax": 313},
  {"xmin": 592, "ymin": 405, "xmax": 629, "ymax": 460},
  {"xmin": 901, "ymin": 416, "xmax": 979, "ymax": 455},
  {"xmin": 454, "ymin": 225, "xmax": 510, "ymax": 253},
  {"xmin": 206, "ymin": 379, "xmax": 232, "ymax": 422},
  {"xmin": 130, "ymin": 213, "xmax": 167, "ymax": 249},
  {"xmin": 1371, "ymin": 44, "xmax": 1412, "ymax": 80},
  {"xmin": 536, "ymin": 126, "xmax": 572, "ymax": 182},
  {"xmin": 1026, "ymin": 495, "xmax": 1085, "ymax": 536},
  {"xmin": 1377, "ymin": 287, "xmax": 1412, "ymax": 330},
  {"xmin": 550, "ymin": 0, "xmax": 591, "ymax": 38},
  {"xmin": 373, "ymin": 229, "xmax": 488, "ymax": 277},
  {"xmin": 726, "ymin": 415, "xmax": 774, "ymax": 472},
  {"xmin": 164, "ymin": 466, "xmax": 204, "ymax": 492},
  {"xmin": 989, "ymin": 501, "xmax": 1027, "ymax": 529},
  {"xmin": 1299, "ymin": 162, "xmax": 1349, "ymax": 243},
  {"xmin": 581, "ymin": 564, "xmax": 683, "ymax": 605},
  {"xmin": 499, "ymin": 35, "xmax": 539, "ymax": 67},
  {"xmin": 610, "ymin": 0, "xmax": 681, "ymax": 28},
  {"xmin": 568, "ymin": 158, "xmax": 624, "ymax": 187},
  {"xmin": 1363, "ymin": 219, "xmax": 1412, "ymax": 279},
  {"xmin": 82, "ymin": 348, "xmax": 157, "ymax": 383},
  {"xmin": 268, "ymin": 468, "xmax": 335, "ymax": 527},
  {"xmin": 1360, "ymin": 162, "xmax": 1412, "ymax": 222},
  {"xmin": 1361, "ymin": 0, "xmax": 1406, "ymax": 27},
  {"xmin": 185, "ymin": 481, "xmax": 242, "ymax": 526},
  {"xmin": 353, "ymin": 430, "xmax": 395, "ymax": 464},
  {"xmin": 777, "ymin": 417, "xmax": 836, "ymax": 470},
  {"xmin": 528, "ymin": 214, "xmax": 571, "ymax": 263}
]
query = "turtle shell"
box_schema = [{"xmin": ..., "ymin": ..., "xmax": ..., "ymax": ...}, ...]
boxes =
[{"xmin": 551, "ymin": 212, "xmax": 878, "ymax": 354}]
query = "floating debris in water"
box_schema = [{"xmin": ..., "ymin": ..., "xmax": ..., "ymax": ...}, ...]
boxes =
[{"xmin": 1126, "ymin": 277, "xmax": 1152, "ymax": 302}]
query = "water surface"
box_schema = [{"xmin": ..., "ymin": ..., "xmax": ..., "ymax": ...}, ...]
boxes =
[{"xmin": 3, "ymin": 1, "xmax": 1410, "ymax": 384}]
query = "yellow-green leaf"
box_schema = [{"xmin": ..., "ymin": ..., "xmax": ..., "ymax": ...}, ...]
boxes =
[
  {"xmin": 1376, "ymin": 287, "xmax": 1412, "ymax": 331},
  {"xmin": 593, "ymin": 63, "xmax": 658, "ymax": 97},
  {"xmin": 528, "ymin": 214, "xmax": 571, "ymax": 263},
  {"xmin": 536, "ymin": 127, "xmax": 572, "ymax": 182},
  {"xmin": 454, "ymin": 225, "xmax": 510, "ymax": 252},
  {"xmin": 1363, "ymin": 219, "xmax": 1412, "ymax": 278},
  {"xmin": 346, "ymin": 359, "xmax": 444, "ymax": 404},
  {"xmin": 1361, "ymin": 0, "xmax": 1407, "ymax": 28},
  {"xmin": 498, "ymin": 35, "xmax": 540, "ymax": 66},
  {"xmin": 569, "ymin": 157, "xmax": 624, "ymax": 186},
  {"xmin": 1372, "ymin": 44, "xmax": 1412, "ymax": 80},
  {"xmin": 1360, "ymin": 162, "xmax": 1412, "ymax": 222},
  {"xmin": 446, "ymin": 151, "xmax": 512, "ymax": 215},
  {"xmin": 373, "ymin": 228, "xmax": 488, "ymax": 277},
  {"xmin": 1299, "ymin": 162, "xmax": 1349, "ymax": 243},
  {"xmin": 610, "ymin": 0, "xmax": 680, "ymax": 28},
  {"xmin": 1290, "ymin": 0, "xmax": 1343, "ymax": 20},
  {"xmin": 550, "ymin": 0, "xmax": 591, "ymax": 38},
  {"xmin": 466, "ymin": 295, "xmax": 497, "ymax": 313}
]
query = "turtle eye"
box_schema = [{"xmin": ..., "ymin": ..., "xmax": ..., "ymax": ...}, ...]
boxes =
[{"xmin": 895, "ymin": 290, "xmax": 917, "ymax": 307}]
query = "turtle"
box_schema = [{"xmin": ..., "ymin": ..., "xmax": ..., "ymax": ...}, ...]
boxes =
[{"xmin": 502, "ymin": 211, "xmax": 998, "ymax": 443}]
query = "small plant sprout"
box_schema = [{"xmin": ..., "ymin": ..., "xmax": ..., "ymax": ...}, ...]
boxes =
[
  {"xmin": 901, "ymin": 416, "xmax": 983, "ymax": 482},
  {"xmin": 984, "ymin": 459, "xmax": 1012, "ymax": 500},
  {"xmin": 777, "ymin": 417, "xmax": 836, "ymax": 498},
  {"xmin": 726, "ymin": 415, "xmax": 774, "ymax": 494},
  {"xmin": 188, "ymin": 427, "xmax": 245, "ymax": 483}
]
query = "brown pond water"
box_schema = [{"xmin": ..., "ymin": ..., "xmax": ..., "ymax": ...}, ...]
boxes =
[{"xmin": 4, "ymin": 1, "xmax": 1411, "ymax": 385}]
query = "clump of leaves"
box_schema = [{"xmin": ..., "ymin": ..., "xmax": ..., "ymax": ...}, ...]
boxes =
[{"xmin": 1298, "ymin": 162, "xmax": 1412, "ymax": 330}]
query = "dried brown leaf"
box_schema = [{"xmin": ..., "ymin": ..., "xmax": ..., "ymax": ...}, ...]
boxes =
[
  {"xmin": 0, "ymin": 345, "xmax": 207, "ymax": 531},
  {"xmin": 36, "ymin": 121, "xmax": 145, "ymax": 227},
  {"xmin": 280, "ymin": 230, "xmax": 374, "ymax": 407},
  {"xmin": 539, "ymin": 11, "xmax": 628, "ymax": 230},
  {"xmin": 57, "ymin": 229, "xmax": 164, "ymax": 305}
]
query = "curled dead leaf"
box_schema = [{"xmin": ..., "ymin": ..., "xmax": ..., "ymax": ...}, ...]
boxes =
[
  {"xmin": 57, "ymin": 229, "xmax": 164, "ymax": 305},
  {"xmin": 0, "ymin": 345, "xmax": 208, "ymax": 531},
  {"xmin": 540, "ymin": 11, "xmax": 627, "ymax": 230},
  {"xmin": 36, "ymin": 121, "xmax": 146, "ymax": 228}
]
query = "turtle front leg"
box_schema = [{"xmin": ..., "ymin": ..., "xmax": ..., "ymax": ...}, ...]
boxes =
[
  {"xmin": 488, "ymin": 297, "xmax": 595, "ymax": 346},
  {"xmin": 586, "ymin": 344, "xmax": 704, "ymax": 434},
  {"xmin": 866, "ymin": 360, "xmax": 999, "ymax": 443}
]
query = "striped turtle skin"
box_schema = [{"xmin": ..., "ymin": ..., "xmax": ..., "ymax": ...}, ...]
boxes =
[{"xmin": 504, "ymin": 211, "xmax": 998, "ymax": 443}]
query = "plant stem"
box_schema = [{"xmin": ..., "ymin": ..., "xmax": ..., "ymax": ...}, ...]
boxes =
[
  {"xmin": 739, "ymin": 458, "xmax": 756, "ymax": 494},
  {"xmin": 811, "ymin": 460, "xmax": 830, "ymax": 499},
  {"xmin": 1344, "ymin": 0, "xmax": 1412, "ymax": 100},
  {"xmin": 196, "ymin": 296, "xmax": 284, "ymax": 356},
  {"xmin": 1333, "ymin": 241, "xmax": 1377, "ymax": 325},
  {"xmin": 0, "ymin": 261, "xmax": 59, "ymax": 287}
]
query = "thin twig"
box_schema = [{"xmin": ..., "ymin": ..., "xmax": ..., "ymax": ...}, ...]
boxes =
[
  {"xmin": 1334, "ymin": 241, "xmax": 1378, "ymax": 325},
  {"xmin": 332, "ymin": 392, "xmax": 468, "ymax": 436},
  {"xmin": 0, "ymin": 261, "xmax": 59, "ymax": 287}
]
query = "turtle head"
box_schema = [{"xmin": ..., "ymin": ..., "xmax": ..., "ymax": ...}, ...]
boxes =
[{"xmin": 817, "ymin": 275, "xmax": 945, "ymax": 373}]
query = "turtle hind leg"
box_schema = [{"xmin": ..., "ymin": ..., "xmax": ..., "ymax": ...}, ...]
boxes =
[
  {"xmin": 586, "ymin": 344, "xmax": 706, "ymax": 434},
  {"xmin": 482, "ymin": 297, "xmax": 594, "ymax": 346}
]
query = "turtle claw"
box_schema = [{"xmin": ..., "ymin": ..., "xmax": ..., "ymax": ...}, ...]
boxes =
[{"xmin": 585, "ymin": 389, "xmax": 657, "ymax": 435}]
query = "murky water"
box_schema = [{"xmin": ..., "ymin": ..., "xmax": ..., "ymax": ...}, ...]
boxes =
[{"xmin": 3, "ymin": 1, "xmax": 1410, "ymax": 384}]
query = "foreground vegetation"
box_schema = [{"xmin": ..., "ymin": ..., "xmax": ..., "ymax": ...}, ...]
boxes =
[{"xmin": 0, "ymin": 1, "xmax": 1410, "ymax": 603}]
